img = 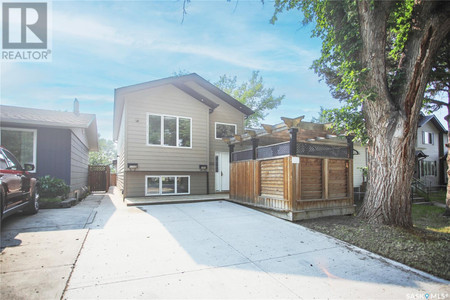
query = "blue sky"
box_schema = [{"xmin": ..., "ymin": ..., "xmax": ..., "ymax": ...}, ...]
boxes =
[{"xmin": 2, "ymin": 1, "xmax": 347, "ymax": 140}]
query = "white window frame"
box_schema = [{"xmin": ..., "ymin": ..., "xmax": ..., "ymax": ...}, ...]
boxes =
[
  {"xmin": 422, "ymin": 131, "xmax": 435, "ymax": 145},
  {"xmin": 146, "ymin": 113, "xmax": 192, "ymax": 148},
  {"xmin": 420, "ymin": 160, "xmax": 438, "ymax": 177},
  {"xmin": 0, "ymin": 127, "xmax": 37, "ymax": 172},
  {"xmin": 215, "ymin": 122, "xmax": 237, "ymax": 140},
  {"xmin": 145, "ymin": 175, "xmax": 190, "ymax": 196}
]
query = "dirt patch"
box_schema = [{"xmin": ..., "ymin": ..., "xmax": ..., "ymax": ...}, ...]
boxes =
[{"xmin": 297, "ymin": 204, "xmax": 450, "ymax": 280}]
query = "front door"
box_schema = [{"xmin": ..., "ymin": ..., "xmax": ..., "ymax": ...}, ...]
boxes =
[{"xmin": 215, "ymin": 152, "xmax": 230, "ymax": 192}]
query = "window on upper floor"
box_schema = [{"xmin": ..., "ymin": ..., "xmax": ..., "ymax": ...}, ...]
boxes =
[
  {"xmin": 422, "ymin": 131, "xmax": 434, "ymax": 145},
  {"xmin": 147, "ymin": 114, "xmax": 191, "ymax": 148},
  {"xmin": 0, "ymin": 127, "xmax": 37, "ymax": 171},
  {"xmin": 215, "ymin": 122, "xmax": 236, "ymax": 140}
]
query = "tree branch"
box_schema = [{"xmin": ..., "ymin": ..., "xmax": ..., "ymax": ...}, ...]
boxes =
[{"xmin": 427, "ymin": 98, "xmax": 449, "ymax": 107}]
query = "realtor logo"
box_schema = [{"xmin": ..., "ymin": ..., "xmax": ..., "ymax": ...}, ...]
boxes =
[
  {"xmin": 2, "ymin": 2, "xmax": 47, "ymax": 48},
  {"xmin": 1, "ymin": 2, "xmax": 51, "ymax": 61}
]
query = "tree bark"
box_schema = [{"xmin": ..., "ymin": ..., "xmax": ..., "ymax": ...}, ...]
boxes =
[
  {"xmin": 357, "ymin": 1, "xmax": 450, "ymax": 227},
  {"xmin": 445, "ymin": 92, "xmax": 450, "ymax": 216}
]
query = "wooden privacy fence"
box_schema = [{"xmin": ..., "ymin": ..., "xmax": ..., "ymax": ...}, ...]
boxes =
[
  {"xmin": 88, "ymin": 165, "xmax": 110, "ymax": 192},
  {"xmin": 226, "ymin": 116, "xmax": 355, "ymax": 221},
  {"xmin": 110, "ymin": 173, "xmax": 117, "ymax": 186},
  {"xmin": 230, "ymin": 155, "xmax": 353, "ymax": 221}
]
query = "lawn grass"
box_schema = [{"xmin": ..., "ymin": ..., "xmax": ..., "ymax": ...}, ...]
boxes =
[
  {"xmin": 428, "ymin": 190, "xmax": 446, "ymax": 204},
  {"xmin": 412, "ymin": 204, "xmax": 449, "ymax": 233},
  {"xmin": 298, "ymin": 203, "xmax": 450, "ymax": 280}
]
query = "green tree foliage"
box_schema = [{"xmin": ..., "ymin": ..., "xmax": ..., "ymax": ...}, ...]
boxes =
[
  {"xmin": 312, "ymin": 105, "xmax": 368, "ymax": 144},
  {"xmin": 89, "ymin": 137, "xmax": 117, "ymax": 169},
  {"xmin": 215, "ymin": 71, "xmax": 284, "ymax": 127},
  {"xmin": 272, "ymin": 0, "xmax": 450, "ymax": 227},
  {"xmin": 171, "ymin": 70, "xmax": 284, "ymax": 127}
]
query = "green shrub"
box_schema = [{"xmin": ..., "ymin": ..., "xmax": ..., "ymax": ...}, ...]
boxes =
[{"xmin": 39, "ymin": 175, "xmax": 70, "ymax": 198}]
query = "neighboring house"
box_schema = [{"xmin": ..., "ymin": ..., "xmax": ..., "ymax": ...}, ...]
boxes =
[
  {"xmin": 113, "ymin": 73, "xmax": 253, "ymax": 198},
  {"xmin": 0, "ymin": 102, "xmax": 98, "ymax": 197},
  {"xmin": 415, "ymin": 113, "xmax": 448, "ymax": 186},
  {"xmin": 353, "ymin": 143, "xmax": 368, "ymax": 188},
  {"xmin": 353, "ymin": 113, "xmax": 448, "ymax": 188}
]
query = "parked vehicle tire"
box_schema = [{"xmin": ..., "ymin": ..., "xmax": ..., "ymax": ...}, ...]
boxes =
[
  {"xmin": 24, "ymin": 190, "xmax": 39, "ymax": 215},
  {"xmin": 0, "ymin": 192, "xmax": 3, "ymax": 221}
]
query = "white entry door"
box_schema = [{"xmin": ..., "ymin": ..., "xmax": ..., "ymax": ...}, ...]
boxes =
[{"xmin": 215, "ymin": 152, "xmax": 230, "ymax": 192}]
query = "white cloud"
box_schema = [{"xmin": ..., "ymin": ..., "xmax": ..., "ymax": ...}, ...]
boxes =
[{"xmin": 51, "ymin": 6, "xmax": 315, "ymax": 73}]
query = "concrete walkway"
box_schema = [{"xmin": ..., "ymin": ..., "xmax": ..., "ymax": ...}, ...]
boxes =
[
  {"xmin": 64, "ymin": 189, "xmax": 448, "ymax": 299},
  {"xmin": 0, "ymin": 193, "xmax": 105, "ymax": 299}
]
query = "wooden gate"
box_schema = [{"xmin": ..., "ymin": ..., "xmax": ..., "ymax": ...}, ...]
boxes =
[{"xmin": 89, "ymin": 165, "xmax": 110, "ymax": 192}]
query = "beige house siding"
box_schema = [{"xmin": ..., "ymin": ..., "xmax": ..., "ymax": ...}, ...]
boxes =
[
  {"xmin": 124, "ymin": 84, "xmax": 209, "ymax": 172},
  {"xmin": 114, "ymin": 76, "xmax": 250, "ymax": 198},
  {"xmin": 125, "ymin": 171, "xmax": 207, "ymax": 197},
  {"xmin": 185, "ymin": 84, "xmax": 246, "ymax": 192},
  {"xmin": 120, "ymin": 83, "xmax": 216, "ymax": 197},
  {"xmin": 116, "ymin": 108, "xmax": 126, "ymax": 191}
]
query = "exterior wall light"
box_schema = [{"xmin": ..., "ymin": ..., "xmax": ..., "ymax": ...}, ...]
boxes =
[{"xmin": 128, "ymin": 163, "xmax": 138, "ymax": 170}]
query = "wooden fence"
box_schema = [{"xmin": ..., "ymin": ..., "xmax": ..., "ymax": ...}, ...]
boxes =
[
  {"xmin": 88, "ymin": 165, "xmax": 110, "ymax": 192},
  {"xmin": 229, "ymin": 155, "xmax": 354, "ymax": 221}
]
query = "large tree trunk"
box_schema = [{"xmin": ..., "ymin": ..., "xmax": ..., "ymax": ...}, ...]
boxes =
[
  {"xmin": 357, "ymin": 1, "xmax": 450, "ymax": 227},
  {"xmin": 445, "ymin": 93, "xmax": 450, "ymax": 216}
]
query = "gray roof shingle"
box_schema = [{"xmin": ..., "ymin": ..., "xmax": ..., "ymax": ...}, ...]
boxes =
[
  {"xmin": 0, "ymin": 105, "xmax": 95, "ymax": 128},
  {"xmin": 0, "ymin": 105, "xmax": 98, "ymax": 151}
]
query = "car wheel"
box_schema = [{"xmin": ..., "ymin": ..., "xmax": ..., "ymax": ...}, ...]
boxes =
[
  {"xmin": 24, "ymin": 190, "xmax": 39, "ymax": 215},
  {"xmin": 0, "ymin": 192, "xmax": 3, "ymax": 221}
]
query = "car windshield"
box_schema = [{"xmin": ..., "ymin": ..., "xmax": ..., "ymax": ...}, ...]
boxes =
[{"xmin": 2, "ymin": 149, "xmax": 23, "ymax": 171}]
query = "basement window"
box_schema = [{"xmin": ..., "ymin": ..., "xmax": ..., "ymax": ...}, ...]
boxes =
[{"xmin": 145, "ymin": 175, "xmax": 190, "ymax": 196}]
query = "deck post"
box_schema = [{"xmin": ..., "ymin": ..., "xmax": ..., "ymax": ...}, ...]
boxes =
[
  {"xmin": 289, "ymin": 128, "xmax": 298, "ymax": 156},
  {"xmin": 229, "ymin": 144, "xmax": 235, "ymax": 163},
  {"xmin": 346, "ymin": 135, "xmax": 354, "ymax": 159},
  {"xmin": 251, "ymin": 138, "xmax": 259, "ymax": 160}
]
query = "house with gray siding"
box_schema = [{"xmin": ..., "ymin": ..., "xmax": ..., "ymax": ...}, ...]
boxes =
[
  {"xmin": 113, "ymin": 73, "xmax": 253, "ymax": 198},
  {"xmin": 0, "ymin": 103, "xmax": 98, "ymax": 197}
]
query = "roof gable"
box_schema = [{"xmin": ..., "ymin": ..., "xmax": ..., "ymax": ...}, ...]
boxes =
[
  {"xmin": 418, "ymin": 113, "xmax": 447, "ymax": 133},
  {"xmin": 113, "ymin": 73, "xmax": 254, "ymax": 141}
]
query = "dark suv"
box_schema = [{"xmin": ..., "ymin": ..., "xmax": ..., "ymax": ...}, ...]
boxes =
[{"xmin": 0, "ymin": 146, "xmax": 39, "ymax": 221}]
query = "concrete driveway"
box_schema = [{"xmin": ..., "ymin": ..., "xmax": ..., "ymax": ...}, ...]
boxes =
[{"xmin": 1, "ymin": 189, "xmax": 449, "ymax": 299}]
